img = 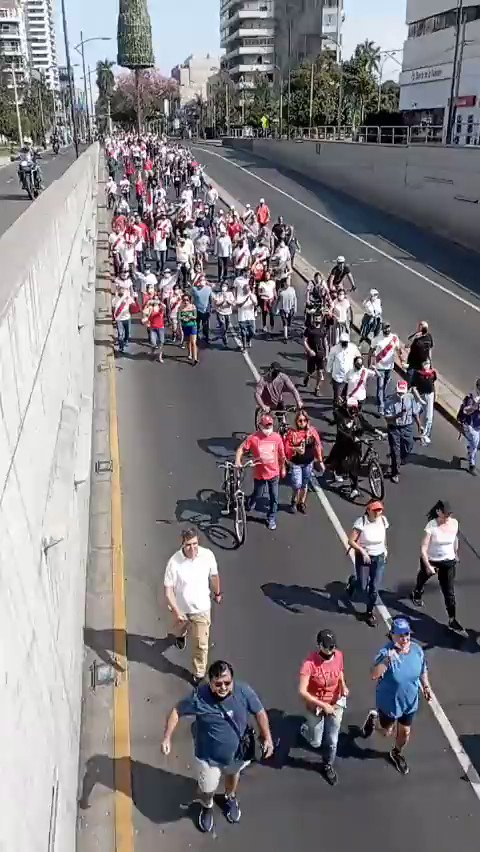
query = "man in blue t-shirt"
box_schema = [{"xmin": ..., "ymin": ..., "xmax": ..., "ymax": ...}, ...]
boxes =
[
  {"xmin": 162, "ymin": 659, "xmax": 274, "ymax": 833},
  {"xmin": 361, "ymin": 617, "xmax": 432, "ymax": 775}
]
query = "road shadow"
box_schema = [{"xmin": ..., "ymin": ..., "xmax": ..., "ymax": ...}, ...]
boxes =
[
  {"xmin": 83, "ymin": 627, "xmax": 194, "ymax": 683},
  {"xmin": 459, "ymin": 735, "xmax": 480, "ymax": 777},
  {"xmin": 79, "ymin": 754, "xmax": 197, "ymax": 827},
  {"xmin": 261, "ymin": 580, "xmax": 359, "ymax": 619},
  {"xmin": 172, "ymin": 488, "xmax": 240, "ymax": 551},
  {"xmin": 197, "ymin": 434, "xmax": 246, "ymax": 460}
]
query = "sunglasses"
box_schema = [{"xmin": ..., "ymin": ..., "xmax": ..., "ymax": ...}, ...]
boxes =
[{"xmin": 212, "ymin": 679, "xmax": 232, "ymax": 688}]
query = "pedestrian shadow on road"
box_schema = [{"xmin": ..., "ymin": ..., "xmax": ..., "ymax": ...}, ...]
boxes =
[
  {"xmin": 84, "ymin": 627, "xmax": 194, "ymax": 683},
  {"xmin": 459, "ymin": 735, "xmax": 480, "ymax": 777},
  {"xmin": 197, "ymin": 434, "xmax": 246, "ymax": 460},
  {"xmin": 261, "ymin": 580, "xmax": 359, "ymax": 620},
  {"xmin": 79, "ymin": 754, "xmax": 197, "ymax": 825},
  {"xmin": 381, "ymin": 586, "xmax": 480, "ymax": 654}
]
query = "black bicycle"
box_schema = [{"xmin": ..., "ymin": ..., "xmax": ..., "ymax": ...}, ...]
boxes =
[
  {"xmin": 217, "ymin": 460, "xmax": 258, "ymax": 546},
  {"xmin": 254, "ymin": 404, "xmax": 298, "ymax": 438},
  {"xmin": 360, "ymin": 435, "xmax": 385, "ymax": 500}
]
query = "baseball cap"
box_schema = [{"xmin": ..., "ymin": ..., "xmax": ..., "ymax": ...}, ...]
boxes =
[
  {"xmin": 339, "ymin": 331, "xmax": 350, "ymax": 342},
  {"xmin": 370, "ymin": 288, "xmax": 379, "ymax": 296},
  {"xmin": 317, "ymin": 629, "xmax": 336, "ymax": 650},
  {"xmin": 396, "ymin": 380, "xmax": 408, "ymax": 394},
  {"xmin": 336, "ymin": 255, "xmax": 345, "ymax": 263},
  {"xmin": 391, "ymin": 617, "xmax": 411, "ymax": 636},
  {"xmin": 368, "ymin": 500, "xmax": 384, "ymax": 512}
]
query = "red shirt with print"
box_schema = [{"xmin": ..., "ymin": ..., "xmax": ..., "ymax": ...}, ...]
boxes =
[{"xmin": 300, "ymin": 650, "xmax": 344, "ymax": 706}]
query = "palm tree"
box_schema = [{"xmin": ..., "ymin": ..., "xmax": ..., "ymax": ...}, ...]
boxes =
[
  {"xmin": 96, "ymin": 59, "xmax": 115, "ymax": 134},
  {"xmin": 354, "ymin": 40, "xmax": 381, "ymax": 75}
]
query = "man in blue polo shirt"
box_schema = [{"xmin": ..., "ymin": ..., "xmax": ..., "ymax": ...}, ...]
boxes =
[
  {"xmin": 161, "ymin": 659, "xmax": 274, "ymax": 833},
  {"xmin": 191, "ymin": 274, "xmax": 212, "ymax": 344}
]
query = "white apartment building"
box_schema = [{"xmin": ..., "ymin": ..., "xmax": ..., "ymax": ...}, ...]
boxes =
[
  {"xmin": 171, "ymin": 54, "xmax": 220, "ymax": 105},
  {"xmin": 400, "ymin": 0, "xmax": 480, "ymax": 141},
  {"xmin": 220, "ymin": 0, "xmax": 276, "ymax": 89},
  {"xmin": 220, "ymin": 0, "xmax": 344, "ymax": 91},
  {"xmin": 25, "ymin": 0, "xmax": 59, "ymax": 90},
  {"xmin": 0, "ymin": 0, "xmax": 29, "ymax": 85}
]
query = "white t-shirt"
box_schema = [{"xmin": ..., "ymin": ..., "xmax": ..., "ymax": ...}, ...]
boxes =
[
  {"xmin": 237, "ymin": 292, "xmax": 258, "ymax": 322},
  {"xmin": 214, "ymin": 290, "xmax": 235, "ymax": 315},
  {"xmin": 257, "ymin": 280, "xmax": 276, "ymax": 301},
  {"xmin": 425, "ymin": 519, "xmax": 458, "ymax": 561},
  {"xmin": 333, "ymin": 298, "xmax": 350, "ymax": 324},
  {"xmin": 164, "ymin": 546, "xmax": 218, "ymax": 615},
  {"xmin": 353, "ymin": 514, "xmax": 389, "ymax": 556}
]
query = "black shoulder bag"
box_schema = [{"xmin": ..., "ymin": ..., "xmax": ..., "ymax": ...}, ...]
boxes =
[{"xmin": 216, "ymin": 701, "xmax": 258, "ymax": 762}]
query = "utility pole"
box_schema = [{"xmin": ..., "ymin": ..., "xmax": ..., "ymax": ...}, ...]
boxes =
[
  {"xmin": 88, "ymin": 65, "xmax": 94, "ymax": 137},
  {"xmin": 445, "ymin": 0, "xmax": 464, "ymax": 144},
  {"xmin": 38, "ymin": 73, "xmax": 46, "ymax": 144},
  {"xmin": 10, "ymin": 66, "xmax": 23, "ymax": 145},
  {"xmin": 79, "ymin": 30, "xmax": 90, "ymax": 142},
  {"xmin": 225, "ymin": 79, "xmax": 230, "ymax": 135},
  {"xmin": 61, "ymin": 0, "xmax": 79, "ymax": 158},
  {"xmin": 308, "ymin": 60, "xmax": 315, "ymax": 133}
]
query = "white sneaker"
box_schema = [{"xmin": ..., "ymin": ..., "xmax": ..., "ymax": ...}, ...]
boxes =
[
  {"xmin": 334, "ymin": 474, "xmax": 344, "ymax": 484},
  {"xmin": 421, "ymin": 435, "xmax": 431, "ymax": 445},
  {"xmin": 350, "ymin": 488, "xmax": 359, "ymax": 499}
]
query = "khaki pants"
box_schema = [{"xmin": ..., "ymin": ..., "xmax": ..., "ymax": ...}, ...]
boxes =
[{"xmin": 175, "ymin": 612, "xmax": 211, "ymax": 677}]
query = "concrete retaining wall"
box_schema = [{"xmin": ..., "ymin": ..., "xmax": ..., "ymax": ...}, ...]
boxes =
[
  {"xmin": 0, "ymin": 145, "xmax": 99, "ymax": 852},
  {"xmin": 223, "ymin": 138, "xmax": 480, "ymax": 252}
]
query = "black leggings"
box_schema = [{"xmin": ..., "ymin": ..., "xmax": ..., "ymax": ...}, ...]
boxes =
[{"xmin": 414, "ymin": 558, "xmax": 456, "ymax": 618}]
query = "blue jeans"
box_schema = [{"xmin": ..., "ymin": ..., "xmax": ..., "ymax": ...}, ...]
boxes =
[
  {"xmin": 387, "ymin": 424, "xmax": 413, "ymax": 476},
  {"xmin": 464, "ymin": 424, "xmax": 480, "ymax": 467},
  {"xmin": 117, "ymin": 319, "xmax": 131, "ymax": 351},
  {"xmin": 351, "ymin": 552, "xmax": 386, "ymax": 613},
  {"xmin": 239, "ymin": 319, "xmax": 255, "ymax": 347},
  {"xmin": 302, "ymin": 706, "xmax": 344, "ymax": 765},
  {"xmin": 248, "ymin": 477, "xmax": 279, "ymax": 522},
  {"xmin": 148, "ymin": 328, "xmax": 165, "ymax": 348},
  {"xmin": 290, "ymin": 462, "xmax": 314, "ymax": 491},
  {"xmin": 376, "ymin": 369, "xmax": 392, "ymax": 413}
]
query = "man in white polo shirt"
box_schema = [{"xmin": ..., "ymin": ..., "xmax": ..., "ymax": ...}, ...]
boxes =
[{"xmin": 164, "ymin": 528, "xmax": 221, "ymax": 685}]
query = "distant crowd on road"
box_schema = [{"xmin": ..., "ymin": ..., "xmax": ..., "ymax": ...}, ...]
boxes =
[{"xmin": 102, "ymin": 131, "xmax": 480, "ymax": 834}]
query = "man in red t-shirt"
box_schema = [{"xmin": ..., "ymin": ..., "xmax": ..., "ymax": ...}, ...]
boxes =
[
  {"xmin": 298, "ymin": 629, "xmax": 349, "ymax": 785},
  {"xmin": 235, "ymin": 414, "xmax": 286, "ymax": 530},
  {"xmin": 256, "ymin": 198, "xmax": 270, "ymax": 227}
]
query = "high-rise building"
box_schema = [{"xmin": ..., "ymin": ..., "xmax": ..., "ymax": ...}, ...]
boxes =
[
  {"xmin": 171, "ymin": 53, "xmax": 220, "ymax": 105},
  {"xmin": 220, "ymin": 0, "xmax": 344, "ymax": 91},
  {"xmin": 25, "ymin": 0, "xmax": 58, "ymax": 90},
  {"xmin": 0, "ymin": 0, "xmax": 29, "ymax": 86}
]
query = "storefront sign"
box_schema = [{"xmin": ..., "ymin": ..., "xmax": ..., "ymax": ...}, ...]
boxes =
[
  {"xmin": 454, "ymin": 95, "xmax": 476, "ymax": 107},
  {"xmin": 400, "ymin": 63, "xmax": 453, "ymax": 86}
]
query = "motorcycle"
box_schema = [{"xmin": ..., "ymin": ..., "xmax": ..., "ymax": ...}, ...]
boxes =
[
  {"xmin": 18, "ymin": 153, "xmax": 42, "ymax": 201},
  {"xmin": 52, "ymin": 139, "xmax": 60, "ymax": 155}
]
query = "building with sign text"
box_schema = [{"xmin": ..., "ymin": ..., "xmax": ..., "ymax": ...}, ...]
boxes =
[{"xmin": 400, "ymin": 0, "xmax": 480, "ymax": 142}]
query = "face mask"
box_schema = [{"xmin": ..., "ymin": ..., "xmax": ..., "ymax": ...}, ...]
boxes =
[
  {"xmin": 338, "ymin": 294, "xmax": 345, "ymax": 300},
  {"xmin": 341, "ymin": 341, "xmax": 348, "ymax": 349},
  {"xmin": 318, "ymin": 647, "xmax": 335, "ymax": 660},
  {"xmin": 221, "ymin": 285, "xmax": 228, "ymax": 293},
  {"xmin": 260, "ymin": 426, "xmax": 274, "ymax": 436},
  {"xmin": 354, "ymin": 360, "xmax": 363, "ymax": 370}
]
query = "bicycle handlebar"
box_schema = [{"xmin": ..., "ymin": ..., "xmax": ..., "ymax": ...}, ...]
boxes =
[{"xmin": 217, "ymin": 459, "xmax": 262, "ymax": 469}]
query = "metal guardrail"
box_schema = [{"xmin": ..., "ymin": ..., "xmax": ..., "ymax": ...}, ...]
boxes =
[{"xmin": 225, "ymin": 125, "xmax": 449, "ymax": 144}]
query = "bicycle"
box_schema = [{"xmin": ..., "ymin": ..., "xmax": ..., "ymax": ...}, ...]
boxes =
[
  {"xmin": 254, "ymin": 404, "xmax": 299, "ymax": 438},
  {"xmin": 217, "ymin": 460, "xmax": 258, "ymax": 546},
  {"xmin": 360, "ymin": 434, "xmax": 386, "ymax": 500}
]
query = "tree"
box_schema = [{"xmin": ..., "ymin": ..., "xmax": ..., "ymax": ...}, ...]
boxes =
[
  {"xmin": 246, "ymin": 73, "xmax": 277, "ymax": 127},
  {"xmin": 96, "ymin": 59, "xmax": 115, "ymax": 134},
  {"xmin": 117, "ymin": 0, "xmax": 155, "ymax": 133},
  {"xmin": 110, "ymin": 69, "xmax": 178, "ymax": 128},
  {"xmin": 354, "ymin": 40, "xmax": 381, "ymax": 75}
]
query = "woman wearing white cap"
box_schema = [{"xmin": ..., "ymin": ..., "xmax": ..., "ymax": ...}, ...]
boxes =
[
  {"xmin": 331, "ymin": 288, "xmax": 352, "ymax": 344},
  {"xmin": 359, "ymin": 288, "xmax": 383, "ymax": 345}
]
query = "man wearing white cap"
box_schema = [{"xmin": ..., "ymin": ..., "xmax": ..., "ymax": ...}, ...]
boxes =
[
  {"xmin": 359, "ymin": 288, "xmax": 383, "ymax": 344},
  {"xmin": 327, "ymin": 256, "xmax": 356, "ymax": 292},
  {"xmin": 326, "ymin": 332, "xmax": 361, "ymax": 405},
  {"xmin": 384, "ymin": 380, "xmax": 423, "ymax": 482}
]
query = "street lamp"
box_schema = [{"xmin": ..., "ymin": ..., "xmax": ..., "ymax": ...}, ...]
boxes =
[
  {"xmin": 74, "ymin": 33, "xmax": 111, "ymax": 143},
  {"xmin": 60, "ymin": 0, "xmax": 80, "ymax": 158},
  {"xmin": 5, "ymin": 65, "xmax": 23, "ymax": 145},
  {"xmin": 377, "ymin": 49, "xmax": 403, "ymax": 112}
]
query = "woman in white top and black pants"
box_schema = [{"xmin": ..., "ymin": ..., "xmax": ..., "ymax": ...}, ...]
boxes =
[
  {"xmin": 347, "ymin": 499, "xmax": 389, "ymax": 628},
  {"xmin": 411, "ymin": 500, "xmax": 466, "ymax": 635}
]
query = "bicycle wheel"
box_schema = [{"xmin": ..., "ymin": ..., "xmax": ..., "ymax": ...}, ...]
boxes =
[
  {"xmin": 254, "ymin": 406, "xmax": 263, "ymax": 430},
  {"xmin": 368, "ymin": 458, "xmax": 385, "ymax": 500},
  {"xmin": 234, "ymin": 493, "xmax": 247, "ymax": 546}
]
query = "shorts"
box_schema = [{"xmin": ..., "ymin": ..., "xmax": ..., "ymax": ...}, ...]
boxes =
[
  {"xmin": 290, "ymin": 461, "xmax": 314, "ymax": 490},
  {"xmin": 182, "ymin": 325, "xmax": 197, "ymax": 338},
  {"xmin": 378, "ymin": 709, "xmax": 416, "ymax": 729},
  {"xmin": 195, "ymin": 757, "xmax": 250, "ymax": 794},
  {"xmin": 307, "ymin": 355, "xmax": 324, "ymax": 373}
]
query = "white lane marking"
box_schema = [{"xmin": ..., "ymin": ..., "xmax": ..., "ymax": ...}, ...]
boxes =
[
  {"xmin": 196, "ymin": 146, "xmax": 480, "ymax": 315},
  {"xmin": 233, "ymin": 333, "xmax": 480, "ymax": 803},
  {"xmin": 6, "ymin": 178, "xmax": 13, "ymax": 184}
]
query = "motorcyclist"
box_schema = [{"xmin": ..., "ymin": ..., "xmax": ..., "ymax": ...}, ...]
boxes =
[{"xmin": 17, "ymin": 140, "xmax": 43, "ymax": 191}]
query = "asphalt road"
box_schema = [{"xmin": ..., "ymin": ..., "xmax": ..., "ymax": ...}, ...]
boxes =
[
  {"xmin": 191, "ymin": 142, "xmax": 480, "ymax": 399},
  {"xmin": 85, "ymin": 220, "xmax": 480, "ymax": 848},
  {"xmin": 0, "ymin": 144, "xmax": 86, "ymax": 237},
  {"xmin": 79, "ymin": 157, "xmax": 480, "ymax": 849}
]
